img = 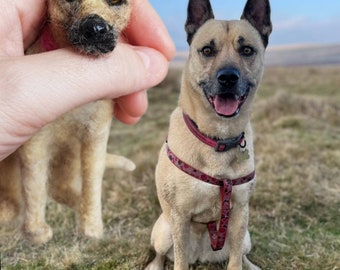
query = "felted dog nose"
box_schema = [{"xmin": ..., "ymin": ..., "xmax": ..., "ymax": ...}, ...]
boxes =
[
  {"xmin": 217, "ymin": 68, "xmax": 240, "ymax": 88},
  {"xmin": 69, "ymin": 14, "xmax": 118, "ymax": 54},
  {"xmin": 80, "ymin": 15, "xmax": 112, "ymax": 42}
]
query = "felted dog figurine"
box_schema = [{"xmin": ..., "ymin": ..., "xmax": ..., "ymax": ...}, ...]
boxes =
[
  {"xmin": 146, "ymin": 0, "xmax": 272, "ymax": 269},
  {"xmin": 0, "ymin": 0, "xmax": 132, "ymax": 244}
]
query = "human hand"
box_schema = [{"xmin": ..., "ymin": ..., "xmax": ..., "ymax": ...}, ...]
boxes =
[{"xmin": 0, "ymin": 0, "xmax": 175, "ymax": 161}]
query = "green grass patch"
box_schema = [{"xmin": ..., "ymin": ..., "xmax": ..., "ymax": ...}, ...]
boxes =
[{"xmin": 1, "ymin": 66, "xmax": 339, "ymax": 269}]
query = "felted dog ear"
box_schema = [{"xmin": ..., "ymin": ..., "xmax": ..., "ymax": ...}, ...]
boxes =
[
  {"xmin": 185, "ymin": 0, "xmax": 215, "ymax": 45},
  {"xmin": 241, "ymin": 0, "xmax": 272, "ymax": 48}
]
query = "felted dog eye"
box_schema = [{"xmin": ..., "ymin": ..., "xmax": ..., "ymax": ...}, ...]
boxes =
[
  {"xmin": 241, "ymin": 46, "xmax": 255, "ymax": 57},
  {"xmin": 201, "ymin": 46, "xmax": 214, "ymax": 57},
  {"xmin": 108, "ymin": 0, "xmax": 124, "ymax": 5}
]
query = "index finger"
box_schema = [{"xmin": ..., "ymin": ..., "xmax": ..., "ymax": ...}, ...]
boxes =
[{"xmin": 124, "ymin": 0, "xmax": 176, "ymax": 61}]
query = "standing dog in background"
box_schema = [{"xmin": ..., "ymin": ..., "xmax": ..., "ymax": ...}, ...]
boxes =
[
  {"xmin": 147, "ymin": 0, "xmax": 272, "ymax": 269},
  {"xmin": 0, "ymin": 0, "xmax": 133, "ymax": 245}
]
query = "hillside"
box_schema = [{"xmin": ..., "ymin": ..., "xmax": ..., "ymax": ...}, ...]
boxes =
[
  {"xmin": 266, "ymin": 44, "xmax": 340, "ymax": 66},
  {"xmin": 172, "ymin": 44, "xmax": 340, "ymax": 67}
]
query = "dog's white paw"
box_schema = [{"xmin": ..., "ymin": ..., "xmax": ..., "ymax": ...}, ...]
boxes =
[
  {"xmin": 79, "ymin": 221, "xmax": 104, "ymax": 239},
  {"xmin": 23, "ymin": 223, "xmax": 53, "ymax": 244}
]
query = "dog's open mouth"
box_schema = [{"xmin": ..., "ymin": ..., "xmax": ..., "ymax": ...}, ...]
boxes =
[{"xmin": 207, "ymin": 92, "xmax": 248, "ymax": 117}]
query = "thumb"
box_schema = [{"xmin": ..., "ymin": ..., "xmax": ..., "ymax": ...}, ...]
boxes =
[{"xmin": 2, "ymin": 43, "xmax": 168, "ymax": 126}]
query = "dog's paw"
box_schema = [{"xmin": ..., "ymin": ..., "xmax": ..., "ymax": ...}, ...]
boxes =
[
  {"xmin": 145, "ymin": 263, "xmax": 163, "ymax": 270},
  {"xmin": 23, "ymin": 223, "xmax": 53, "ymax": 244},
  {"xmin": 145, "ymin": 254, "xmax": 165, "ymax": 270},
  {"xmin": 105, "ymin": 153, "xmax": 136, "ymax": 171},
  {"xmin": 242, "ymin": 255, "xmax": 261, "ymax": 270},
  {"xmin": 79, "ymin": 221, "xmax": 104, "ymax": 239}
]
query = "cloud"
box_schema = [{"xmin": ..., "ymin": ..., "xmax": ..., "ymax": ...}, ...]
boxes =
[
  {"xmin": 271, "ymin": 16, "xmax": 340, "ymax": 45},
  {"xmin": 275, "ymin": 17, "xmax": 308, "ymax": 31}
]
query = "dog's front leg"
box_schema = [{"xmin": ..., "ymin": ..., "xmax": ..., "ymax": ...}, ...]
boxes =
[
  {"xmin": 78, "ymin": 135, "xmax": 108, "ymax": 238},
  {"xmin": 20, "ymin": 140, "xmax": 53, "ymax": 244},
  {"xmin": 226, "ymin": 202, "xmax": 250, "ymax": 270},
  {"xmin": 171, "ymin": 210, "xmax": 191, "ymax": 270}
]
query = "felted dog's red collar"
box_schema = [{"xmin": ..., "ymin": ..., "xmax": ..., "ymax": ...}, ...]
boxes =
[
  {"xmin": 166, "ymin": 143, "xmax": 255, "ymax": 251},
  {"xmin": 183, "ymin": 113, "xmax": 245, "ymax": 152},
  {"xmin": 40, "ymin": 25, "xmax": 59, "ymax": 52}
]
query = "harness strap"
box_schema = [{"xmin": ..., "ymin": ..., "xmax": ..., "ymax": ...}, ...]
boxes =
[{"xmin": 166, "ymin": 143, "xmax": 255, "ymax": 251}]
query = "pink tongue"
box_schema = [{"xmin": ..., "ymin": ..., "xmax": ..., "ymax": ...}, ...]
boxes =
[{"xmin": 213, "ymin": 95, "xmax": 239, "ymax": 116}]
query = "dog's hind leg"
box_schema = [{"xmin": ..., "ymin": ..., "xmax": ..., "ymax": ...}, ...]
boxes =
[
  {"xmin": 241, "ymin": 230, "xmax": 261, "ymax": 270},
  {"xmin": 0, "ymin": 153, "xmax": 22, "ymax": 223},
  {"xmin": 78, "ymin": 132, "xmax": 109, "ymax": 238},
  {"xmin": 49, "ymin": 143, "xmax": 82, "ymax": 210},
  {"xmin": 243, "ymin": 255, "xmax": 261, "ymax": 270},
  {"xmin": 146, "ymin": 213, "xmax": 173, "ymax": 270}
]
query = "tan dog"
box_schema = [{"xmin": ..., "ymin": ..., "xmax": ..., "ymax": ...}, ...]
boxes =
[
  {"xmin": 146, "ymin": 0, "xmax": 272, "ymax": 269},
  {"xmin": 0, "ymin": 0, "xmax": 133, "ymax": 244}
]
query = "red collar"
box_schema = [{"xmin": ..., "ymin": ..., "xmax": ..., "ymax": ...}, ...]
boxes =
[
  {"xmin": 40, "ymin": 25, "xmax": 59, "ymax": 52},
  {"xmin": 183, "ymin": 113, "xmax": 245, "ymax": 152},
  {"xmin": 166, "ymin": 144, "xmax": 255, "ymax": 251}
]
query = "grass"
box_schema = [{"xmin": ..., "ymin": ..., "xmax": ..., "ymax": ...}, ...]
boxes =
[{"xmin": 1, "ymin": 66, "xmax": 339, "ymax": 269}]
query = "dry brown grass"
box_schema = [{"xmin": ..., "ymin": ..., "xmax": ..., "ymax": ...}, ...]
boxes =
[{"xmin": 0, "ymin": 66, "xmax": 339, "ymax": 269}]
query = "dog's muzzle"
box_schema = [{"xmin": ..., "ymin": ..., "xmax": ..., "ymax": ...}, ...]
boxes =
[
  {"xmin": 69, "ymin": 14, "xmax": 118, "ymax": 55},
  {"xmin": 203, "ymin": 67, "xmax": 250, "ymax": 118}
]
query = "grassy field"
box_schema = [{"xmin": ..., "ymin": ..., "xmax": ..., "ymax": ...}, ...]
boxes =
[{"xmin": 1, "ymin": 66, "xmax": 339, "ymax": 269}]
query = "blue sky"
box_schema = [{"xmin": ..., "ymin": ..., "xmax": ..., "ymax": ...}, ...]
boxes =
[{"xmin": 149, "ymin": 0, "xmax": 340, "ymax": 50}]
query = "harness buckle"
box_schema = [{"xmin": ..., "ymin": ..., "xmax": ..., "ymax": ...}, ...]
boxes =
[
  {"xmin": 215, "ymin": 141, "xmax": 233, "ymax": 152},
  {"xmin": 214, "ymin": 132, "xmax": 245, "ymax": 152}
]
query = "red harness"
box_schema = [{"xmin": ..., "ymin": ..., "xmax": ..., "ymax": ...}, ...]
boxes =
[{"xmin": 166, "ymin": 113, "xmax": 255, "ymax": 251}]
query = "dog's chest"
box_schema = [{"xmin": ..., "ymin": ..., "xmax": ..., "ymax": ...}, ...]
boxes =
[
  {"xmin": 190, "ymin": 181, "xmax": 223, "ymax": 224},
  {"xmin": 164, "ymin": 108, "xmax": 254, "ymax": 223},
  {"xmin": 53, "ymin": 99, "xmax": 113, "ymax": 138},
  {"xmin": 188, "ymin": 153, "xmax": 238, "ymax": 220}
]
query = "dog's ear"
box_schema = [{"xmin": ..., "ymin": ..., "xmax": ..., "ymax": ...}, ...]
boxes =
[
  {"xmin": 241, "ymin": 0, "xmax": 272, "ymax": 48},
  {"xmin": 185, "ymin": 0, "xmax": 215, "ymax": 45}
]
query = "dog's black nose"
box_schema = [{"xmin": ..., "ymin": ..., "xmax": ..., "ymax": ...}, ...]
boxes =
[
  {"xmin": 69, "ymin": 14, "xmax": 117, "ymax": 54},
  {"xmin": 80, "ymin": 15, "xmax": 111, "ymax": 41},
  {"xmin": 217, "ymin": 68, "xmax": 240, "ymax": 88}
]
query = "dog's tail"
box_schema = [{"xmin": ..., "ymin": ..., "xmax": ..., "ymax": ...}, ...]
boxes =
[{"xmin": 105, "ymin": 153, "xmax": 136, "ymax": 172}]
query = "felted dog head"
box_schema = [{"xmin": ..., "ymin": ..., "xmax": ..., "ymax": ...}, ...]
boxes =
[{"xmin": 47, "ymin": 0, "xmax": 131, "ymax": 55}]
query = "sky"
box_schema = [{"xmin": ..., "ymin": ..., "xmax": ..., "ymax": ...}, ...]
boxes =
[{"xmin": 149, "ymin": 0, "xmax": 340, "ymax": 50}]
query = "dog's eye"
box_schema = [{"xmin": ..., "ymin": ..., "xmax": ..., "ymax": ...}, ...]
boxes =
[
  {"xmin": 201, "ymin": 46, "xmax": 215, "ymax": 57},
  {"xmin": 240, "ymin": 46, "xmax": 255, "ymax": 57},
  {"xmin": 107, "ymin": 0, "xmax": 125, "ymax": 5}
]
